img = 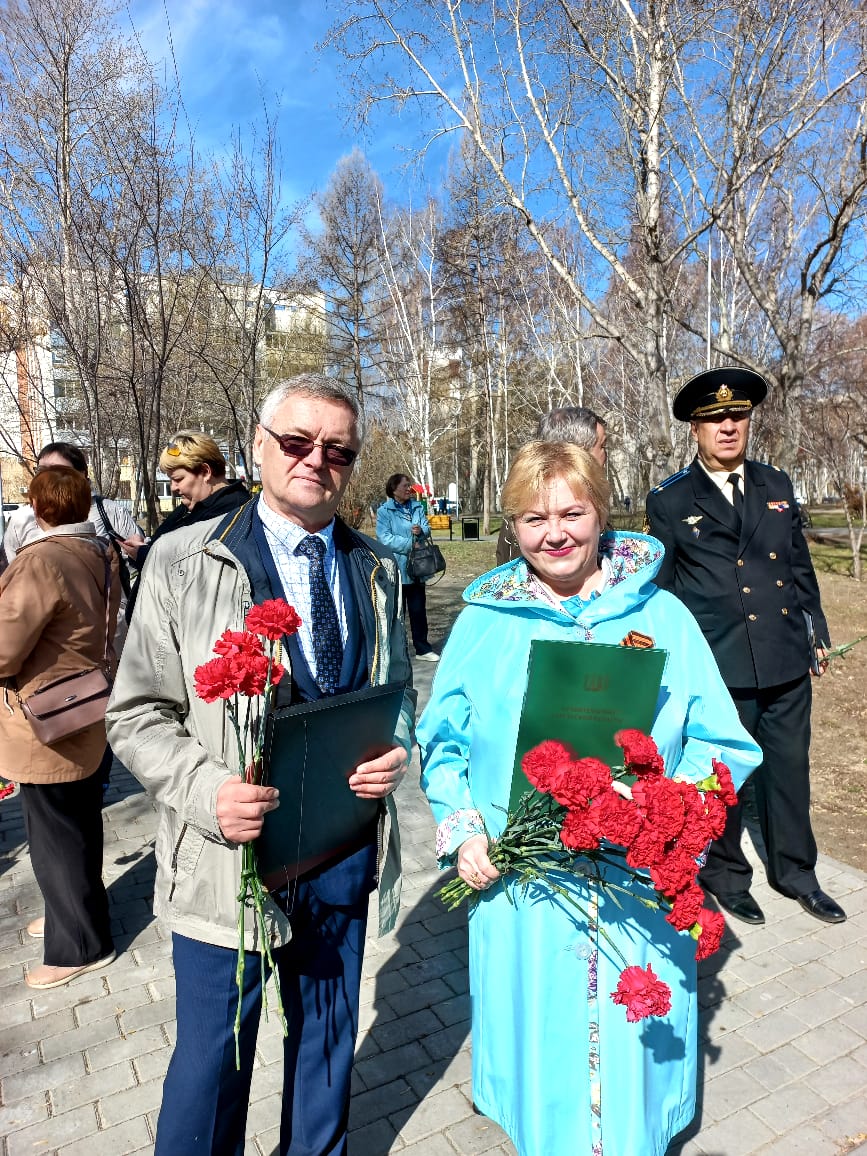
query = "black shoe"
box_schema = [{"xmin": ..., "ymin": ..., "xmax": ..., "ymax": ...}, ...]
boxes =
[
  {"xmin": 796, "ymin": 889, "xmax": 846, "ymax": 924},
  {"xmin": 713, "ymin": 890, "xmax": 765, "ymax": 925}
]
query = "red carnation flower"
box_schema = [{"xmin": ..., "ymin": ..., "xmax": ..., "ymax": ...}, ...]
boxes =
[
  {"xmin": 694, "ymin": 908, "xmax": 725, "ymax": 960},
  {"xmin": 711, "ymin": 759, "xmax": 738, "ymax": 807},
  {"xmin": 233, "ymin": 654, "xmax": 268, "ymax": 697},
  {"xmin": 666, "ymin": 883, "xmax": 706, "ymax": 931},
  {"xmin": 614, "ymin": 729, "xmax": 665, "ymax": 776},
  {"xmin": 234, "ymin": 653, "xmax": 286, "ymax": 697},
  {"xmin": 673, "ymin": 784, "xmax": 714, "ymax": 857},
  {"xmin": 522, "ymin": 740, "xmax": 576, "ymax": 795},
  {"xmin": 213, "ymin": 630, "xmax": 266, "ymax": 660},
  {"xmin": 194, "ymin": 656, "xmax": 242, "ymax": 702},
  {"xmin": 703, "ymin": 792, "xmax": 729, "ymax": 841},
  {"xmin": 631, "ymin": 777, "xmax": 687, "ymax": 843},
  {"xmin": 245, "ymin": 599, "xmax": 302, "ymax": 641},
  {"xmin": 0, "ymin": 780, "xmax": 15, "ymax": 801},
  {"xmin": 611, "ymin": 964, "xmax": 672, "ymax": 1022},
  {"xmin": 559, "ymin": 805, "xmax": 602, "ymax": 851},
  {"xmin": 596, "ymin": 789, "xmax": 645, "ymax": 847},
  {"xmin": 625, "ymin": 823, "xmax": 667, "ymax": 869},
  {"xmin": 675, "ymin": 822, "xmax": 713, "ymax": 859},
  {"xmin": 551, "ymin": 757, "xmax": 612, "ymax": 809},
  {"xmin": 650, "ymin": 846, "xmax": 699, "ymax": 897}
]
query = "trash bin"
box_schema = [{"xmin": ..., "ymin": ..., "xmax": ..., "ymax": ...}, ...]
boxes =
[{"xmin": 461, "ymin": 517, "xmax": 480, "ymax": 541}]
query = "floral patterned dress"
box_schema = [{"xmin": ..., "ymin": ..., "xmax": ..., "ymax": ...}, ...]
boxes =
[{"xmin": 417, "ymin": 532, "xmax": 761, "ymax": 1156}]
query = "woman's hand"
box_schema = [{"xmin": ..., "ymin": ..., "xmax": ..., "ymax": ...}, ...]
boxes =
[
  {"xmin": 457, "ymin": 833, "xmax": 500, "ymax": 891},
  {"xmin": 119, "ymin": 534, "xmax": 146, "ymax": 559}
]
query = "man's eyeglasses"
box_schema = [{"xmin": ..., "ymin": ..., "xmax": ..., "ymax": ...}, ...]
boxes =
[{"xmin": 262, "ymin": 426, "xmax": 358, "ymax": 467}]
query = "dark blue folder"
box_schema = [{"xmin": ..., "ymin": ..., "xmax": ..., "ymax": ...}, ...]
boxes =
[{"xmin": 257, "ymin": 682, "xmax": 405, "ymax": 884}]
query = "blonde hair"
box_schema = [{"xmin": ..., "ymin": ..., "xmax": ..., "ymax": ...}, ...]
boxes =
[
  {"xmin": 159, "ymin": 431, "xmax": 227, "ymax": 477},
  {"xmin": 501, "ymin": 441, "xmax": 610, "ymax": 526}
]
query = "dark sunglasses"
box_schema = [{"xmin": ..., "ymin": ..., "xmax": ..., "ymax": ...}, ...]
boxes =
[{"xmin": 262, "ymin": 425, "xmax": 358, "ymax": 467}]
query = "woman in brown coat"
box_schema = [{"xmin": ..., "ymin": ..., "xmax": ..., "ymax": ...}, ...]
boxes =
[{"xmin": 0, "ymin": 467, "xmax": 120, "ymax": 989}]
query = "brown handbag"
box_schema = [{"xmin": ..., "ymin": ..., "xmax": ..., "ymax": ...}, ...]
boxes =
[{"xmin": 18, "ymin": 549, "xmax": 114, "ymax": 746}]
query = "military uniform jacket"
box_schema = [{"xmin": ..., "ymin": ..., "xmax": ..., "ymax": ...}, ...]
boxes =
[{"xmin": 645, "ymin": 457, "xmax": 828, "ymax": 689}]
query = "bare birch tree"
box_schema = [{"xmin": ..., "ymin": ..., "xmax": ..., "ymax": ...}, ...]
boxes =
[
  {"xmin": 674, "ymin": 4, "xmax": 867, "ymax": 472},
  {"xmin": 374, "ymin": 194, "xmax": 455, "ymax": 493},
  {"xmin": 301, "ymin": 149, "xmax": 387, "ymax": 408},
  {"xmin": 328, "ymin": 1, "xmax": 867, "ymax": 483},
  {"xmin": 0, "ymin": 0, "xmax": 153, "ymax": 490},
  {"xmin": 190, "ymin": 116, "xmax": 306, "ymax": 481}
]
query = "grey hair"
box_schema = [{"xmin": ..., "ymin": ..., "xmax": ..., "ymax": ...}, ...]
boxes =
[
  {"xmin": 258, "ymin": 374, "xmax": 363, "ymax": 442},
  {"xmin": 535, "ymin": 406, "xmax": 604, "ymax": 449}
]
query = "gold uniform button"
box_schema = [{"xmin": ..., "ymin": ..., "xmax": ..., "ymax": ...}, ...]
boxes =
[
  {"xmin": 769, "ymin": 552, "xmax": 777, "ymax": 559},
  {"xmin": 737, "ymin": 559, "xmax": 744, "ymax": 567},
  {"xmin": 776, "ymin": 580, "xmax": 784, "ymax": 587},
  {"xmin": 743, "ymin": 586, "xmax": 751, "ymax": 593},
  {"xmin": 781, "ymin": 608, "xmax": 788, "ymax": 615},
  {"xmin": 748, "ymin": 614, "xmax": 757, "ymax": 621}
]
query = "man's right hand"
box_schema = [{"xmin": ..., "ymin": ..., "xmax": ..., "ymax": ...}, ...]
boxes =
[{"xmin": 216, "ymin": 781, "xmax": 280, "ymax": 843}]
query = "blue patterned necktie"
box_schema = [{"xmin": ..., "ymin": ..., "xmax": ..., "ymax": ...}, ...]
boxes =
[{"xmin": 296, "ymin": 534, "xmax": 343, "ymax": 695}]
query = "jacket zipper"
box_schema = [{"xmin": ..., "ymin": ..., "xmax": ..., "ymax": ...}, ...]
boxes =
[{"xmin": 168, "ymin": 823, "xmax": 188, "ymax": 901}]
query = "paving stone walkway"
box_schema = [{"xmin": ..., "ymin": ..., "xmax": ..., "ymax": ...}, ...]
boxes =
[{"xmin": 2, "ymin": 657, "xmax": 867, "ymax": 1155}]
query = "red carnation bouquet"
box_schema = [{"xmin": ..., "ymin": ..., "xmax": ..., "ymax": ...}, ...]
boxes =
[
  {"xmin": 194, "ymin": 597, "xmax": 301, "ymax": 1065},
  {"xmin": 437, "ymin": 730, "xmax": 738, "ymax": 1024}
]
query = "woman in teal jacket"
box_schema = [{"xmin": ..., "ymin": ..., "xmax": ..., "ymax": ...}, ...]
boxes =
[
  {"xmin": 417, "ymin": 442, "xmax": 761, "ymax": 1156},
  {"xmin": 376, "ymin": 473, "xmax": 438, "ymax": 661}
]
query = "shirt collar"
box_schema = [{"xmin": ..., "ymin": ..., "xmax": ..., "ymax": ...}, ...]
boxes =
[
  {"xmin": 256, "ymin": 494, "xmax": 335, "ymax": 550},
  {"xmin": 697, "ymin": 458, "xmax": 745, "ymax": 491}
]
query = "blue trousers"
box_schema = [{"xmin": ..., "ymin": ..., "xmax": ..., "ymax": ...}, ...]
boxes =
[{"xmin": 155, "ymin": 879, "xmax": 369, "ymax": 1156}]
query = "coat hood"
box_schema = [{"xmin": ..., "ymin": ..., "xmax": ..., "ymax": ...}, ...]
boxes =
[{"xmin": 463, "ymin": 531, "xmax": 665, "ymax": 625}]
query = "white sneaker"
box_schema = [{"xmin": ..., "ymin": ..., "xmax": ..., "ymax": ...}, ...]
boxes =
[{"xmin": 416, "ymin": 651, "xmax": 440, "ymax": 663}]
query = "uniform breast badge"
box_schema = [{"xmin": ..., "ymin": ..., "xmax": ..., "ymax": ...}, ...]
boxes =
[
  {"xmin": 682, "ymin": 514, "xmax": 702, "ymax": 538},
  {"xmin": 767, "ymin": 500, "xmax": 789, "ymax": 511}
]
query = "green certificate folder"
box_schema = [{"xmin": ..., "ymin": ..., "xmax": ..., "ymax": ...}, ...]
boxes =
[
  {"xmin": 507, "ymin": 640, "xmax": 667, "ymax": 811},
  {"xmin": 256, "ymin": 682, "xmax": 405, "ymax": 887}
]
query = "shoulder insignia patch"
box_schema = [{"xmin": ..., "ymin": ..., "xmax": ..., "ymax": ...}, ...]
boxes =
[{"xmin": 651, "ymin": 466, "xmax": 690, "ymax": 493}]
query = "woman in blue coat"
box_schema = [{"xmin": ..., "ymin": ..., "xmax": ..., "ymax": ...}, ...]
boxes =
[
  {"xmin": 376, "ymin": 473, "xmax": 439, "ymax": 662},
  {"xmin": 417, "ymin": 442, "xmax": 761, "ymax": 1156}
]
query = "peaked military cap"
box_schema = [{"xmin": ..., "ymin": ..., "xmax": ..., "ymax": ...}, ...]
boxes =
[{"xmin": 672, "ymin": 366, "xmax": 768, "ymax": 421}]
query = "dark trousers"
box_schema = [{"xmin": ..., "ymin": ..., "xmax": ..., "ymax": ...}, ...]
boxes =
[
  {"xmin": 19, "ymin": 771, "xmax": 113, "ymax": 966},
  {"xmin": 98, "ymin": 744, "xmax": 114, "ymax": 788},
  {"xmin": 156, "ymin": 878, "xmax": 369, "ymax": 1156},
  {"xmin": 403, "ymin": 580, "xmax": 432, "ymax": 654},
  {"xmin": 699, "ymin": 673, "xmax": 819, "ymax": 899}
]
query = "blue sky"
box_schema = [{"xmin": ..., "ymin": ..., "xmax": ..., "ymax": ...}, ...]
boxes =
[{"xmin": 126, "ymin": 0, "xmax": 443, "ymax": 208}]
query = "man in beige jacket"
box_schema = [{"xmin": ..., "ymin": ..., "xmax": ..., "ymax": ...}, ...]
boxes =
[{"xmin": 107, "ymin": 375, "xmax": 415, "ymax": 1156}]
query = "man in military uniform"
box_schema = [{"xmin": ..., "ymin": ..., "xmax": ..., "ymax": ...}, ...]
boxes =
[{"xmin": 645, "ymin": 366, "xmax": 845, "ymax": 926}]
